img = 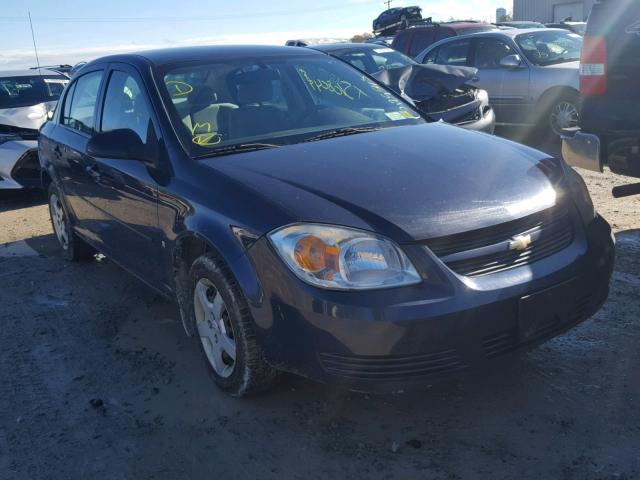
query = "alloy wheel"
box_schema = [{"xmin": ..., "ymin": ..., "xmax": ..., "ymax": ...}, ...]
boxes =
[
  {"xmin": 550, "ymin": 100, "xmax": 579, "ymax": 135},
  {"xmin": 50, "ymin": 193, "xmax": 69, "ymax": 250},
  {"xmin": 193, "ymin": 278, "xmax": 236, "ymax": 378}
]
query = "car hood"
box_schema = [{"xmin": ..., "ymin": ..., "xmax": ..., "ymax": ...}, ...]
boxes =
[
  {"xmin": 0, "ymin": 101, "xmax": 55, "ymax": 130},
  {"xmin": 203, "ymin": 123, "xmax": 562, "ymax": 242},
  {"xmin": 372, "ymin": 64, "xmax": 479, "ymax": 101}
]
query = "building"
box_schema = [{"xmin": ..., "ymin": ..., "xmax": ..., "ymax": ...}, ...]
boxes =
[
  {"xmin": 496, "ymin": 7, "xmax": 507, "ymax": 22},
  {"xmin": 514, "ymin": 0, "xmax": 597, "ymax": 22}
]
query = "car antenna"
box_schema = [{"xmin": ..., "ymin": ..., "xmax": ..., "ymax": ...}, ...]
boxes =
[{"xmin": 28, "ymin": 11, "xmax": 42, "ymax": 76}]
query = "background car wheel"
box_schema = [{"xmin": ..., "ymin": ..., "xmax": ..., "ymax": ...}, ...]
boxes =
[
  {"xmin": 547, "ymin": 93, "xmax": 580, "ymax": 137},
  {"xmin": 47, "ymin": 183, "xmax": 95, "ymax": 261},
  {"xmin": 188, "ymin": 254, "xmax": 279, "ymax": 397}
]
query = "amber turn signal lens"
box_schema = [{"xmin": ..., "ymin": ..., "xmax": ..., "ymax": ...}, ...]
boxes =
[{"xmin": 293, "ymin": 235, "xmax": 340, "ymax": 273}]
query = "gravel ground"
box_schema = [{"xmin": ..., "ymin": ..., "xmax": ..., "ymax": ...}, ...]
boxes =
[{"xmin": 0, "ymin": 133, "xmax": 639, "ymax": 479}]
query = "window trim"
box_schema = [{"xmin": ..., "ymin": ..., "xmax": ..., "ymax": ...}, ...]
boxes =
[{"xmin": 58, "ymin": 67, "xmax": 107, "ymax": 138}]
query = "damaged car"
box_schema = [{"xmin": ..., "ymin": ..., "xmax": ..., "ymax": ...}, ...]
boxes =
[
  {"xmin": 40, "ymin": 46, "xmax": 613, "ymax": 396},
  {"xmin": 312, "ymin": 43, "xmax": 495, "ymax": 133},
  {"xmin": 0, "ymin": 69, "xmax": 68, "ymax": 189}
]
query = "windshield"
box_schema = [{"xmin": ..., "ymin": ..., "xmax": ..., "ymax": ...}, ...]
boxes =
[
  {"xmin": 159, "ymin": 55, "xmax": 424, "ymax": 158},
  {"xmin": 332, "ymin": 47, "xmax": 416, "ymax": 75},
  {"xmin": 0, "ymin": 75, "xmax": 68, "ymax": 109},
  {"xmin": 516, "ymin": 31, "xmax": 583, "ymax": 66}
]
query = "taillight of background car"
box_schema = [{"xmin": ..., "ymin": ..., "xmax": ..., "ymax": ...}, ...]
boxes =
[{"xmin": 580, "ymin": 36, "xmax": 608, "ymax": 96}]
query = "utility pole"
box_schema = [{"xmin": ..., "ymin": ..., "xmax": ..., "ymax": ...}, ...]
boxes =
[{"xmin": 385, "ymin": 0, "xmax": 392, "ymax": 10}]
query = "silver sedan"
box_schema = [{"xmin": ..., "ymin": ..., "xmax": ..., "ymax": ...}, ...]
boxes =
[
  {"xmin": 0, "ymin": 70, "xmax": 67, "ymax": 189},
  {"xmin": 415, "ymin": 29, "xmax": 582, "ymax": 136}
]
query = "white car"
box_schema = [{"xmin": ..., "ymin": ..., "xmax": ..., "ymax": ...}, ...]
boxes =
[{"xmin": 0, "ymin": 69, "xmax": 67, "ymax": 189}]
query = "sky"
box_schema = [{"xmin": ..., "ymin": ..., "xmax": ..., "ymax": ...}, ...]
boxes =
[{"xmin": 0, "ymin": 0, "xmax": 512, "ymax": 70}]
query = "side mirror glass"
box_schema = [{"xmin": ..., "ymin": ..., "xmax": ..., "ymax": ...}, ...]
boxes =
[
  {"xmin": 87, "ymin": 128, "xmax": 155, "ymax": 163},
  {"xmin": 500, "ymin": 54, "xmax": 523, "ymax": 69}
]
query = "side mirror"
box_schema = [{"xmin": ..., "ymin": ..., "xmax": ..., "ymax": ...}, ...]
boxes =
[
  {"xmin": 500, "ymin": 54, "xmax": 524, "ymax": 69},
  {"xmin": 87, "ymin": 128, "xmax": 155, "ymax": 163}
]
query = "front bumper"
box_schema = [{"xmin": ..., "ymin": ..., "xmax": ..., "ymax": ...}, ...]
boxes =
[
  {"xmin": 246, "ymin": 214, "xmax": 614, "ymax": 392},
  {"xmin": 0, "ymin": 140, "xmax": 38, "ymax": 189},
  {"xmin": 458, "ymin": 105, "xmax": 496, "ymax": 135}
]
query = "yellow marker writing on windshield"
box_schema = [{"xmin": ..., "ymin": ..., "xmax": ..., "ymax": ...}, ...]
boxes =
[{"xmin": 166, "ymin": 80, "xmax": 193, "ymax": 96}]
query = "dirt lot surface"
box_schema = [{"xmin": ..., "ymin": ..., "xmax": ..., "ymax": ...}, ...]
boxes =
[{"xmin": 1, "ymin": 133, "xmax": 639, "ymax": 479}]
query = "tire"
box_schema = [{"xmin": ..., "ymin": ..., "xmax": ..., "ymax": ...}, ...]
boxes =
[
  {"xmin": 544, "ymin": 91, "xmax": 580, "ymax": 138},
  {"xmin": 186, "ymin": 254, "xmax": 278, "ymax": 396},
  {"xmin": 47, "ymin": 183, "xmax": 95, "ymax": 261}
]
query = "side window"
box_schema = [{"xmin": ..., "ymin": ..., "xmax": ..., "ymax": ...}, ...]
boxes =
[
  {"xmin": 435, "ymin": 40, "xmax": 471, "ymax": 66},
  {"xmin": 101, "ymin": 71, "xmax": 152, "ymax": 144},
  {"xmin": 423, "ymin": 47, "xmax": 440, "ymax": 64},
  {"xmin": 409, "ymin": 29, "xmax": 436, "ymax": 57},
  {"xmin": 474, "ymin": 38, "xmax": 515, "ymax": 68},
  {"xmin": 61, "ymin": 82, "xmax": 76, "ymax": 125},
  {"xmin": 63, "ymin": 70, "xmax": 103, "ymax": 135}
]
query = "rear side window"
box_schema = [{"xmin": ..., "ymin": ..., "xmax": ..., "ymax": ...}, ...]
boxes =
[
  {"xmin": 392, "ymin": 31, "xmax": 411, "ymax": 54},
  {"xmin": 63, "ymin": 71, "xmax": 103, "ymax": 135},
  {"xmin": 409, "ymin": 29, "xmax": 437, "ymax": 57},
  {"xmin": 435, "ymin": 40, "xmax": 471, "ymax": 66},
  {"xmin": 101, "ymin": 71, "xmax": 152, "ymax": 145}
]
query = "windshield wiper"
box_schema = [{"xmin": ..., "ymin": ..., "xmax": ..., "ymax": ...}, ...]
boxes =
[
  {"xmin": 194, "ymin": 143, "xmax": 281, "ymax": 159},
  {"xmin": 302, "ymin": 126, "xmax": 382, "ymax": 143}
]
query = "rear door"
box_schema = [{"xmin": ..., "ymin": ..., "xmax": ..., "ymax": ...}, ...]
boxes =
[
  {"xmin": 471, "ymin": 36, "xmax": 532, "ymax": 124},
  {"xmin": 85, "ymin": 63, "xmax": 164, "ymax": 285},
  {"xmin": 55, "ymin": 68, "xmax": 107, "ymax": 237}
]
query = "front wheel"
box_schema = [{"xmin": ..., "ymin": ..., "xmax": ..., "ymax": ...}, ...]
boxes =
[
  {"xmin": 48, "ymin": 183, "xmax": 95, "ymax": 261},
  {"xmin": 187, "ymin": 254, "xmax": 279, "ymax": 396}
]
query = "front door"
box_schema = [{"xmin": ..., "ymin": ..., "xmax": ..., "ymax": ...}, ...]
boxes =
[
  {"xmin": 471, "ymin": 37, "xmax": 531, "ymax": 125},
  {"xmin": 85, "ymin": 65, "xmax": 164, "ymax": 287}
]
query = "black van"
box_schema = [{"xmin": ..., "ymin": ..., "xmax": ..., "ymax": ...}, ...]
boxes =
[{"xmin": 563, "ymin": 0, "xmax": 640, "ymax": 195}]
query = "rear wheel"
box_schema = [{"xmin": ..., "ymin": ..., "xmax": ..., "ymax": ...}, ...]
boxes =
[
  {"xmin": 547, "ymin": 93, "xmax": 580, "ymax": 137},
  {"xmin": 48, "ymin": 183, "xmax": 95, "ymax": 261},
  {"xmin": 187, "ymin": 254, "xmax": 278, "ymax": 396}
]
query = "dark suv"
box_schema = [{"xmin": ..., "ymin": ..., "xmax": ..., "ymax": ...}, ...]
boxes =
[
  {"xmin": 373, "ymin": 6, "xmax": 422, "ymax": 35},
  {"xmin": 562, "ymin": 0, "xmax": 640, "ymax": 195},
  {"xmin": 392, "ymin": 22, "xmax": 496, "ymax": 58}
]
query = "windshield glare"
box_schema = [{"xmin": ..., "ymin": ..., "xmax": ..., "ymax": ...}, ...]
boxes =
[
  {"xmin": 0, "ymin": 75, "xmax": 68, "ymax": 109},
  {"xmin": 332, "ymin": 47, "xmax": 416, "ymax": 75},
  {"xmin": 160, "ymin": 55, "xmax": 423, "ymax": 157},
  {"xmin": 516, "ymin": 31, "xmax": 583, "ymax": 66}
]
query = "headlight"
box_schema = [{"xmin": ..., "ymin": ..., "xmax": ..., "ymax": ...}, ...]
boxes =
[
  {"xmin": 268, "ymin": 224, "xmax": 421, "ymax": 290},
  {"xmin": 565, "ymin": 165, "xmax": 596, "ymax": 225}
]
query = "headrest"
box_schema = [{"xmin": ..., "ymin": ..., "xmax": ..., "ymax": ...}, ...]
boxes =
[
  {"xmin": 232, "ymin": 68, "xmax": 278, "ymax": 105},
  {"xmin": 188, "ymin": 85, "xmax": 218, "ymax": 108}
]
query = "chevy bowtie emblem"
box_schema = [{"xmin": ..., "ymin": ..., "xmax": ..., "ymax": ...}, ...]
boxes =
[{"xmin": 509, "ymin": 234, "xmax": 532, "ymax": 251}]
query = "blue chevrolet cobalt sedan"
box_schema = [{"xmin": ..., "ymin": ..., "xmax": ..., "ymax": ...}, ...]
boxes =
[{"xmin": 38, "ymin": 46, "xmax": 614, "ymax": 396}]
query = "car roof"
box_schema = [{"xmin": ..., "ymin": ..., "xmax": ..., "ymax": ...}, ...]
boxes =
[
  {"xmin": 0, "ymin": 69, "xmax": 67, "ymax": 78},
  {"xmin": 79, "ymin": 45, "xmax": 324, "ymax": 71},
  {"xmin": 397, "ymin": 21, "xmax": 493, "ymax": 35},
  {"xmin": 312, "ymin": 43, "xmax": 390, "ymax": 52},
  {"xmin": 415, "ymin": 28, "xmax": 571, "ymax": 59}
]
